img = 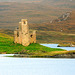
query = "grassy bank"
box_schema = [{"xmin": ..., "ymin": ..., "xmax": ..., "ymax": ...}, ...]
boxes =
[
  {"xmin": 0, "ymin": 33, "xmax": 65, "ymax": 54},
  {"xmin": 13, "ymin": 50, "xmax": 75, "ymax": 58}
]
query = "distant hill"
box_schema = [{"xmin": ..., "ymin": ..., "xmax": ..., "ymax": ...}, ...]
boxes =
[
  {"xmin": 0, "ymin": 0, "xmax": 74, "ymax": 44},
  {"xmin": 50, "ymin": 11, "xmax": 75, "ymax": 33},
  {"xmin": 32, "ymin": 11, "xmax": 75, "ymax": 33},
  {"xmin": 0, "ymin": 29, "xmax": 75, "ymax": 43},
  {"xmin": 0, "ymin": 0, "xmax": 43, "ymax": 3},
  {"xmin": 0, "ymin": 0, "xmax": 75, "ymax": 29}
]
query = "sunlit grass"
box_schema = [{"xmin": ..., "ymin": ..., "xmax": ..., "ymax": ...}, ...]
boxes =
[{"xmin": 0, "ymin": 33, "xmax": 65, "ymax": 54}]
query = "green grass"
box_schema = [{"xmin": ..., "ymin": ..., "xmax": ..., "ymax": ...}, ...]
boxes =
[{"xmin": 0, "ymin": 33, "xmax": 65, "ymax": 54}]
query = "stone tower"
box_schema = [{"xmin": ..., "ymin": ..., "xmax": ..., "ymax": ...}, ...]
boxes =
[
  {"xmin": 30, "ymin": 31, "xmax": 36, "ymax": 44},
  {"xmin": 14, "ymin": 19, "xmax": 36, "ymax": 46}
]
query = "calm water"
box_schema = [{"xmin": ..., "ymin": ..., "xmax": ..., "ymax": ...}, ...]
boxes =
[
  {"xmin": 41, "ymin": 44, "xmax": 75, "ymax": 50},
  {"xmin": 0, "ymin": 54, "xmax": 75, "ymax": 75}
]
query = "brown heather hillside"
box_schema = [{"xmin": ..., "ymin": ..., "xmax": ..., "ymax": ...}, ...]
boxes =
[
  {"xmin": 0, "ymin": 29, "xmax": 75, "ymax": 43},
  {"xmin": 0, "ymin": 11, "xmax": 75, "ymax": 43},
  {"xmin": 0, "ymin": 0, "xmax": 74, "ymax": 30},
  {"xmin": 0, "ymin": 0, "xmax": 75, "ymax": 43},
  {"xmin": 49, "ymin": 11, "xmax": 75, "ymax": 33},
  {"xmin": 31, "ymin": 11, "xmax": 75, "ymax": 33},
  {"xmin": 0, "ymin": 2, "xmax": 65, "ymax": 29}
]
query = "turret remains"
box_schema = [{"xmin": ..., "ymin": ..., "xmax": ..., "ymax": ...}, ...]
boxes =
[{"xmin": 14, "ymin": 19, "xmax": 36, "ymax": 46}]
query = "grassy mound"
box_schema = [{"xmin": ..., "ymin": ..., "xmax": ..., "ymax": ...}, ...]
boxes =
[{"xmin": 0, "ymin": 33, "xmax": 65, "ymax": 54}]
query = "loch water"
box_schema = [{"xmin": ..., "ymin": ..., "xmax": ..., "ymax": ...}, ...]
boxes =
[
  {"xmin": 41, "ymin": 44, "xmax": 75, "ymax": 50},
  {"xmin": 0, "ymin": 44, "xmax": 75, "ymax": 75},
  {"xmin": 0, "ymin": 54, "xmax": 75, "ymax": 75}
]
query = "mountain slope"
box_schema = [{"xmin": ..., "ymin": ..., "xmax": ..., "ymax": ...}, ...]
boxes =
[
  {"xmin": 0, "ymin": 0, "xmax": 43, "ymax": 3},
  {"xmin": 0, "ymin": 29, "xmax": 75, "ymax": 43},
  {"xmin": 0, "ymin": 0, "xmax": 75, "ymax": 29},
  {"xmin": 0, "ymin": 2, "xmax": 67, "ymax": 29},
  {"xmin": 33, "ymin": 11, "xmax": 75, "ymax": 33},
  {"xmin": 0, "ymin": 32, "xmax": 65, "ymax": 54}
]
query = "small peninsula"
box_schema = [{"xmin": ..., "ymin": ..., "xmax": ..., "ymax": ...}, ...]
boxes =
[
  {"xmin": 0, "ymin": 32, "xmax": 75, "ymax": 58},
  {"xmin": 0, "ymin": 19, "xmax": 75, "ymax": 58}
]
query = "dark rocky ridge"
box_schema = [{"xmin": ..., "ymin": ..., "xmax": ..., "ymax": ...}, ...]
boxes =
[
  {"xmin": 13, "ymin": 53, "xmax": 75, "ymax": 58},
  {"xmin": 53, "ymin": 53, "xmax": 75, "ymax": 58}
]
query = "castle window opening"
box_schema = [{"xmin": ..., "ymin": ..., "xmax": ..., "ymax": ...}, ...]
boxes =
[
  {"xmin": 30, "ymin": 35, "xmax": 33, "ymax": 38},
  {"xmin": 17, "ymin": 32, "xmax": 19, "ymax": 37},
  {"xmin": 24, "ymin": 21, "xmax": 26, "ymax": 24},
  {"xmin": 14, "ymin": 19, "xmax": 36, "ymax": 46}
]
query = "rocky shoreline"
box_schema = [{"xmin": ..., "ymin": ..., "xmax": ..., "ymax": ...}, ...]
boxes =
[
  {"xmin": 13, "ymin": 53, "xmax": 75, "ymax": 58},
  {"xmin": 52, "ymin": 54, "xmax": 75, "ymax": 58},
  {"xmin": 57, "ymin": 44, "xmax": 75, "ymax": 47}
]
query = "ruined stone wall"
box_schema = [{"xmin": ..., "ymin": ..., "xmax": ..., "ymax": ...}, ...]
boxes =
[
  {"xmin": 21, "ymin": 19, "xmax": 30, "ymax": 46},
  {"xmin": 33, "ymin": 31, "xmax": 36, "ymax": 43},
  {"xmin": 30, "ymin": 31, "xmax": 36, "ymax": 44},
  {"xmin": 18, "ymin": 31, "xmax": 22, "ymax": 44},
  {"xmin": 14, "ymin": 30, "xmax": 18, "ymax": 43},
  {"xmin": 14, "ymin": 19, "xmax": 36, "ymax": 46}
]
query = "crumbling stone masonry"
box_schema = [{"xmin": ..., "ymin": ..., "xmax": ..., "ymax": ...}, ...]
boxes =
[{"xmin": 14, "ymin": 19, "xmax": 36, "ymax": 46}]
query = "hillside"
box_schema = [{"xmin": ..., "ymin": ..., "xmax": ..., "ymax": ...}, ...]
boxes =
[
  {"xmin": 0, "ymin": 0, "xmax": 75, "ymax": 7},
  {"xmin": 0, "ymin": 29, "xmax": 75, "ymax": 44},
  {"xmin": 0, "ymin": 32, "xmax": 65, "ymax": 54},
  {"xmin": 44, "ymin": 0, "xmax": 75, "ymax": 8},
  {"xmin": 0, "ymin": 0, "xmax": 43, "ymax": 3},
  {"xmin": 49, "ymin": 11, "xmax": 75, "ymax": 33},
  {"xmin": 0, "ymin": 11, "xmax": 75, "ymax": 43},
  {"xmin": 0, "ymin": 32, "xmax": 75, "ymax": 58},
  {"xmin": 32, "ymin": 11, "xmax": 75, "ymax": 33},
  {"xmin": 0, "ymin": 2, "xmax": 65, "ymax": 29},
  {"xmin": 0, "ymin": 0, "xmax": 75, "ymax": 29}
]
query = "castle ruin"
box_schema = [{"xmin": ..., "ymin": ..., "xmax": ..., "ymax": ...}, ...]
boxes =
[{"xmin": 14, "ymin": 19, "xmax": 36, "ymax": 46}]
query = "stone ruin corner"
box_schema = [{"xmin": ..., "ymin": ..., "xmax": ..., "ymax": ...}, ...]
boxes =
[{"xmin": 14, "ymin": 19, "xmax": 36, "ymax": 46}]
